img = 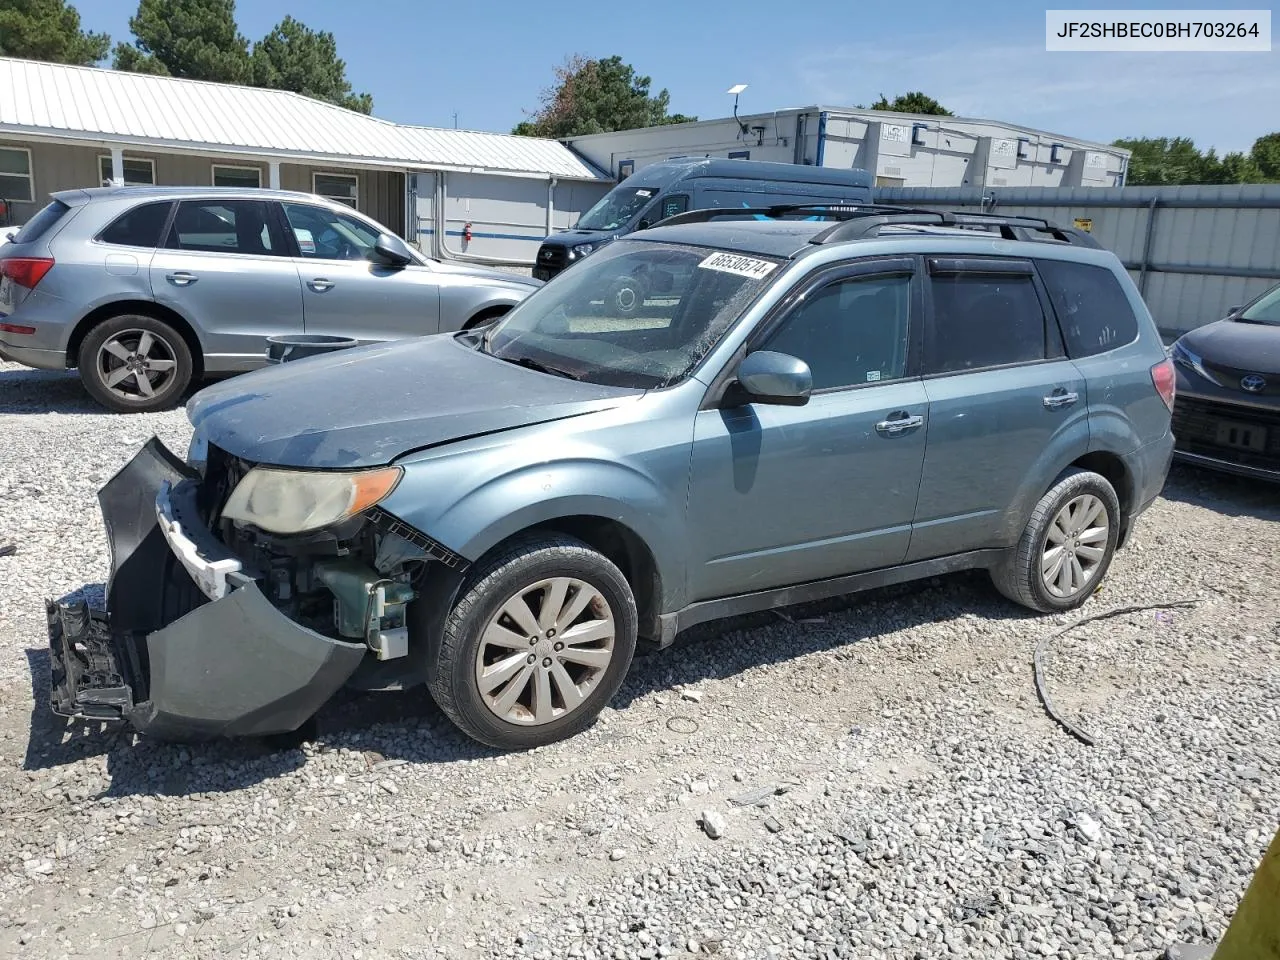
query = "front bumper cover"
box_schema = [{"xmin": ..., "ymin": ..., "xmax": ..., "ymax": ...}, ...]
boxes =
[{"xmin": 47, "ymin": 437, "xmax": 366, "ymax": 740}]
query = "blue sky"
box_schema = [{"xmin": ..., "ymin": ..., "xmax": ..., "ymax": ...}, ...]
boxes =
[{"xmin": 80, "ymin": 0, "xmax": 1276, "ymax": 153}]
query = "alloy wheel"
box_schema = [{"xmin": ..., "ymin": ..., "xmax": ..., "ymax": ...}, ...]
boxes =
[
  {"xmin": 474, "ymin": 577, "xmax": 616, "ymax": 726},
  {"xmin": 1041, "ymin": 494, "xmax": 1110, "ymax": 599},
  {"xmin": 96, "ymin": 329, "xmax": 179, "ymax": 401}
]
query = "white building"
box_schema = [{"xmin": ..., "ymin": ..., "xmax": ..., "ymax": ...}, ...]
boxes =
[
  {"xmin": 565, "ymin": 106, "xmax": 1130, "ymax": 190},
  {"xmin": 0, "ymin": 57, "xmax": 612, "ymax": 266}
]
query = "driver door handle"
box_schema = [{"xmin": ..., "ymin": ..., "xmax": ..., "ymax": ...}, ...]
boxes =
[
  {"xmin": 1042, "ymin": 390, "xmax": 1079, "ymax": 409},
  {"xmin": 307, "ymin": 278, "xmax": 335, "ymax": 292},
  {"xmin": 166, "ymin": 272, "xmax": 197, "ymax": 286},
  {"xmin": 875, "ymin": 413, "xmax": 925, "ymax": 436}
]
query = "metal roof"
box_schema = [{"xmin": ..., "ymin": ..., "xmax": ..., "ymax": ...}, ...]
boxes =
[{"xmin": 0, "ymin": 58, "xmax": 608, "ymax": 181}]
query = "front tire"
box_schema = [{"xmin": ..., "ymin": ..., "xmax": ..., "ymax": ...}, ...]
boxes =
[
  {"xmin": 78, "ymin": 314, "xmax": 193, "ymax": 413},
  {"xmin": 428, "ymin": 535, "xmax": 638, "ymax": 749},
  {"xmin": 991, "ymin": 469, "xmax": 1121, "ymax": 613}
]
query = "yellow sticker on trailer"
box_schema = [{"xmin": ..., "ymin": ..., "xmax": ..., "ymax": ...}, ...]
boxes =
[{"xmin": 1073, "ymin": 217, "xmax": 1093, "ymax": 232}]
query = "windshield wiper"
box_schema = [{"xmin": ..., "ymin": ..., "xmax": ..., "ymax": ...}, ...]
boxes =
[{"xmin": 499, "ymin": 355, "xmax": 583, "ymax": 380}]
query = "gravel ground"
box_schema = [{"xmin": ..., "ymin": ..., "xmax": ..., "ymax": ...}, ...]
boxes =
[{"xmin": 0, "ymin": 358, "xmax": 1277, "ymax": 960}]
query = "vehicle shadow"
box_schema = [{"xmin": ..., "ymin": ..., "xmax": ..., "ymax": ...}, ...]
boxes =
[
  {"xmin": 1160, "ymin": 463, "xmax": 1280, "ymax": 521},
  {"xmin": 0, "ymin": 367, "xmax": 106, "ymax": 415},
  {"xmin": 0, "ymin": 365, "xmax": 212, "ymax": 416},
  {"xmin": 20, "ymin": 570, "xmax": 1023, "ymax": 797}
]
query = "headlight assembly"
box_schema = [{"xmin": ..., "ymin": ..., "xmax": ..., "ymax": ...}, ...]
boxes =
[
  {"xmin": 222, "ymin": 466, "xmax": 402, "ymax": 535},
  {"xmin": 571, "ymin": 242, "xmax": 596, "ymax": 258}
]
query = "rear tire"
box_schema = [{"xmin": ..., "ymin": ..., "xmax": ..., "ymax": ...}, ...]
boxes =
[
  {"xmin": 991, "ymin": 468, "xmax": 1121, "ymax": 613},
  {"xmin": 78, "ymin": 313, "xmax": 193, "ymax": 413},
  {"xmin": 428, "ymin": 534, "xmax": 638, "ymax": 750}
]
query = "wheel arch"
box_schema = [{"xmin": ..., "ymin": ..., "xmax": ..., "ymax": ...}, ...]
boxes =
[{"xmin": 66, "ymin": 300, "xmax": 205, "ymax": 377}]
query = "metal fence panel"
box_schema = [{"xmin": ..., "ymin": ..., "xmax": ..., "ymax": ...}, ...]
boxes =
[{"xmin": 875, "ymin": 184, "xmax": 1280, "ymax": 337}]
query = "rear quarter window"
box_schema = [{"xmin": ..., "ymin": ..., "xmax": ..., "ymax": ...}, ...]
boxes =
[
  {"xmin": 1037, "ymin": 260, "xmax": 1139, "ymax": 358},
  {"xmin": 98, "ymin": 201, "xmax": 174, "ymax": 248},
  {"xmin": 12, "ymin": 200, "xmax": 70, "ymax": 244}
]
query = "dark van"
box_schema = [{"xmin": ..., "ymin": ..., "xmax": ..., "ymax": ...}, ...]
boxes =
[{"xmin": 533, "ymin": 157, "xmax": 873, "ymax": 283}]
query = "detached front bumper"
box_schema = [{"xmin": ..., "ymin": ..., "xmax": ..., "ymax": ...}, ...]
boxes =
[{"xmin": 47, "ymin": 438, "xmax": 366, "ymax": 740}]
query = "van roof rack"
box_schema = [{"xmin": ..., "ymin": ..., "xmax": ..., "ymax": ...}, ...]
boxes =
[{"xmin": 657, "ymin": 203, "xmax": 1101, "ymax": 248}]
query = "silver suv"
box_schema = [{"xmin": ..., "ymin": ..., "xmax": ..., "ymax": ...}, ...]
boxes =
[{"xmin": 0, "ymin": 187, "xmax": 539, "ymax": 412}]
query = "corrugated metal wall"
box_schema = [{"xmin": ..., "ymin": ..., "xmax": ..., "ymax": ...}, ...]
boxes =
[
  {"xmin": 876, "ymin": 184, "xmax": 1280, "ymax": 337},
  {"xmin": 411, "ymin": 171, "xmax": 610, "ymax": 266}
]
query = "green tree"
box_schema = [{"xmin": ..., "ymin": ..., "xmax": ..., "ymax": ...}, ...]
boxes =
[
  {"xmin": 250, "ymin": 16, "xmax": 371, "ymax": 113},
  {"xmin": 1250, "ymin": 132, "xmax": 1280, "ymax": 181},
  {"xmin": 1113, "ymin": 137, "xmax": 1217, "ymax": 185},
  {"xmin": 112, "ymin": 0, "xmax": 249, "ymax": 83},
  {"xmin": 870, "ymin": 91, "xmax": 953, "ymax": 116},
  {"xmin": 0, "ymin": 0, "xmax": 110, "ymax": 65},
  {"xmin": 513, "ymin": 55, "xmax": 695, "ymax": 138}
]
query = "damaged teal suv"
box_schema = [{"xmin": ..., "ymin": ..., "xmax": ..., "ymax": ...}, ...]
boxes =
[{"xmin": 48, "ymin": 205, "xmax": 1175, "ymax": 750}]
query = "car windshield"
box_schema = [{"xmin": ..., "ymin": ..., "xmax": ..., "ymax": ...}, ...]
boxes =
[
  {"xmin": 575, "ymin": 187, "xmax": 660, "ymax": 232},
  {"xmin": 483, "ymin": 240, "xmax": 776, "ymax": 388},
  {"xmin": 1239, "ymin": 284, "xmax": 1280, "ymax": 325}
]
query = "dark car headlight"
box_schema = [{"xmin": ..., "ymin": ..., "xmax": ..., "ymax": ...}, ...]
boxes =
[{"xmin": 1170, "ymin": 340, "xmax": 1222, "ymax": 386}]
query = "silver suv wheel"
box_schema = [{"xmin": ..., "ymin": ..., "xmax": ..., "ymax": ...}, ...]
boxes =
[
  {"xmin": 991, "ymin": 468, "xmax": 1121, "ymax": 613},
  {"xmin": 96, "ymin": 328, "xmax": 179, "ymax": 402},
  {"xmin": 475, "ymin": 576, "xmax": 617, "ymax": 726},
  {"xmin": 1041, "ymin": 494, "xmax": 1110, "ymax": 598}
]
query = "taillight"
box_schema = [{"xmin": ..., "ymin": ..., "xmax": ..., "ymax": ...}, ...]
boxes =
[
  {"xmin": 0, "ymin": 257, "xmax": 55, "ymax": 289},
  {"xmin": 1151, "ymin": 358, "xmax": 1176, "ymax": 411}
]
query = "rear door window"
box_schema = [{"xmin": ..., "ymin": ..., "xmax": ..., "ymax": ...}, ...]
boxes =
[
  {"xmin": 165, "ymin": 199, "xmax": 282, "ymax": 255},
  {"xmin": 1036, "ymin": 259, "xmax": 1140, "ymax": 357},
  {"xmin": 98, "ymin": 201, "xmax": 173, "ymax": 248},
  {"xmin": 925, "ymin": 263, "xmax": 1047, "ymax": 374},
  {"xmin": 12, "ymin": 200, "xmax": 70, "ymax": 244}
]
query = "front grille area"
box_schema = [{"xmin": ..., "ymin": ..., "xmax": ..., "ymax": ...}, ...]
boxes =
[
  {"xmin": 1172, "ymin": 397, "xmax": 1280, "ymax": 470},
  {"xmin": 534, "ymin": 244, "xmax": 567, "ymax": 281},
  {"xmin": 1201, "ymin": 361, "xmax": 1279, "ymax": 397}
]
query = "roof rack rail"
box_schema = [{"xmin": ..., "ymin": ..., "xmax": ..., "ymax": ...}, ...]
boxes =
[
  {"xmin": 808, "ymin": 209, "xmax": 1101, "ymax": 248},
  {"xmin": 656, "ymin": 203, "xmax": 934, "ymax": 227},
  {"xmin": 655, "ymin": 203, "xmax": 1100, "ymax": 248}
]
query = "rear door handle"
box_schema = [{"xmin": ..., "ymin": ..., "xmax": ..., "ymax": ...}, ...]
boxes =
[
  {"xmin": 1043, "ymin": 390, "xmax": 1079, "ymax": 410},
  {"xmin": 307, "ymin": 278, "xmax": 335, "ymax": 292},
  {"xmin": 875, "ymin": 413, "xmax": 925, "ymax": 436},
  {"xmin": 166, "ymin": 272, "xmax": 197, "ymax": 286}
]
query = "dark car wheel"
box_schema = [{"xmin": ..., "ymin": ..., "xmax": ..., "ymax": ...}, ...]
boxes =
[
  {"xmin": 991, "ymin": 468, "xmax": 1121, "ymax": 613},
  {"xmin": 78, "ymin": 314, "xmax": 194, "ymax": 413},
  {"xmin": 428, "ymin": 534, "xmax": 638, "ymax": 750}
]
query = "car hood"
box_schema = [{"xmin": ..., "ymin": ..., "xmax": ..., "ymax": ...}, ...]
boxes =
[
  {"xmin": 1182, "ymin": 319, "xmax": 1280, "ymax": 375},
  {"xmin": 542, "ymin": 229, "xmax": 616, "ymax": 248},
  {"xmin": 429, "ymin": 260, "xmax": 542, "ymax": 288},
  {"xmin": 187, "ymin": 336, "xmax": 642, "ymax": 469}
]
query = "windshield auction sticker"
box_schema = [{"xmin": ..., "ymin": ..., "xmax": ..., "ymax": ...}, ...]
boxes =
[{"xmin": 698, "ymin": 251, "xmax": 778, "ymax": 280}]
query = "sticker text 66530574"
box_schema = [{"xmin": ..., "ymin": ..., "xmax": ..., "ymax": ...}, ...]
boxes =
[{"xmin": 697, "ymin": 251, "xmax": 779, "ymax": 280}]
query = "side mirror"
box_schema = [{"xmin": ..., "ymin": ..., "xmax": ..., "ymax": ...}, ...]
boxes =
[
  {"xmin": 1227, "ymin": 304, "xmax": 1242, "ymax": 316},
  {"xmin": 636, "ymin": 219, "xmax": 651, "ymax": 230},
  {"xmin": 734, "ymin": 351, "xmax": 812, "ymax": 406},
  {"xmin": 374, "ymin": 234, "xmax": 413, "ymax": 267}
]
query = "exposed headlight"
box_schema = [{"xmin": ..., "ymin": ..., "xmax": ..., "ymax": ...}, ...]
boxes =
[
  {"xmin": 222, "ymin": 466, "xmax": 403, "ymax": 535},
  {"xmin": 1170, "ymin": 340, "xmax": 1222, "ymax": 386},
  {"xmin": 570, "ymin": 242, "xmax": 596, "ymax": 258}
]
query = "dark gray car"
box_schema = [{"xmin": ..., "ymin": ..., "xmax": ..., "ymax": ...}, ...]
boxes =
[
  {"xmin": 46, "ymin": 205, "xmax": 1175, "ymax": 750},
  {"xmin": 1170, "ymin": 283, "xmax": 1280, "ymax": 482},
  {"xmin": 0, "ymin": 187, "xmax": 539, "ymax": 412}
]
